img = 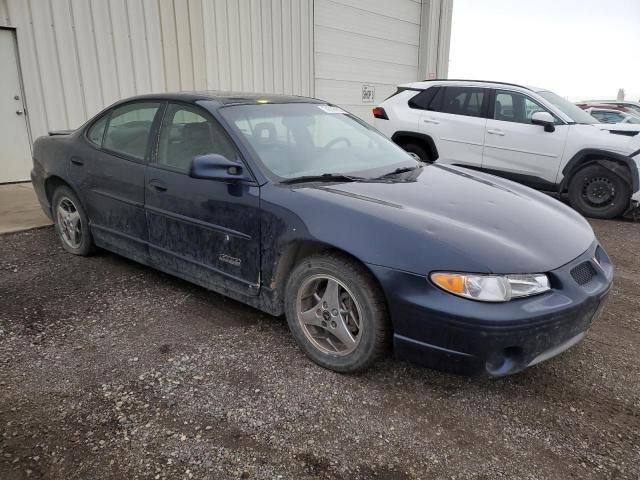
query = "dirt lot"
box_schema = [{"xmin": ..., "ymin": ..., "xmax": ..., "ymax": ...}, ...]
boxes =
[{"xmin": 1, "ymin": 220, "xmax": 639, "ymax": 480}]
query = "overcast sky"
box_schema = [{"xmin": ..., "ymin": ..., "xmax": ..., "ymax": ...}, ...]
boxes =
[{"xmin": 448, "ymin": 0, "xmax": 640, "ymax": 101}]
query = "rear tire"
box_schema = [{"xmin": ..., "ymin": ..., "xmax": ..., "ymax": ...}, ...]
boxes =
[
  {"xmin": 401, "ymin": 143, "xmax": 432, "ymax": 163},
  {"xmin": 52, "ymin": 185, "xmax": 95, "ymax": 256},
  {"xmin": 284, "ymin": 253, "xmax": 390, "ymax": 373},
  {"xmin": 567, "ymin": 164, "xmax": 630, "ymax": 219}
]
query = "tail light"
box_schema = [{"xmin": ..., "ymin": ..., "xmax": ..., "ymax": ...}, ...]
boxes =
[{"xmin": 372, "ymin": 106, "xmax": 389, "ymax": 120}]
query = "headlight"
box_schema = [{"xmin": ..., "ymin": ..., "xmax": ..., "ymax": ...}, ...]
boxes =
[{"xmin": 430, "ymin": 272, "xmax": 550, "ymax": 302}]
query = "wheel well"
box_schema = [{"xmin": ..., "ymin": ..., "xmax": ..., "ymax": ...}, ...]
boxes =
[
  {"xmin": 271, "ymin": 241, "xmax": 390, "ymax": 320},
  {"xmin": 272, "ymin": 240, "xmax": 337, "ymax": 293},
  {"xmin": 391, "ymin": 132, "xmax": 438, "ymax": 161},
  {"xmin": 563, "ymin": 155, "xmax": 632, "ymax": 192},
  {"xmin": 44, "ymin": 176, "xmax": 77, "ymax": 217},
  {"xmin": 45, "ymin": 175, "xmax": 71, "ymax": 204}
]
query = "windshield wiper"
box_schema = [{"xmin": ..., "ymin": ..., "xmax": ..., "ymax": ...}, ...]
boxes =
[
  {"xmin": 374, "ymin": 164, "xmax": 422, "ymax": 180},
  {"xmin": 280, "ymin": 173, "xmax": 365, "ymax": 185}
]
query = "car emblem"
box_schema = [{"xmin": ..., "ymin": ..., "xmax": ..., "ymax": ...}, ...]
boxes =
[{"xmin": 219, "ymin": 254, "xmax": 241, "ymax": 267}]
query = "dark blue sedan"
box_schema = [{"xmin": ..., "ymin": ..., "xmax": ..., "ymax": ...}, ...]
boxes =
[{"xmin": 31, "ymin": 92, "xmax": 613, "ymax": 376}]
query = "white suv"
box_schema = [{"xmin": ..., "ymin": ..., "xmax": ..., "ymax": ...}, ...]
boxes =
[{"xmin": 373, "ymin": 80, "xmax": 640, "ymax": 219}]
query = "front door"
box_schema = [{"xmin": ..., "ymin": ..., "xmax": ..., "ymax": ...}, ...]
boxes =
[
  {"xmin": 0, "ymin": 29, "xmax": 32, "ymax": 183},
  {"xmin": 482, "ymin": 90, "xmax": 569, "ymax": 188},
  {"xmin": 145, "ymin": 103, "xmax": 261, "ymax": 296}
]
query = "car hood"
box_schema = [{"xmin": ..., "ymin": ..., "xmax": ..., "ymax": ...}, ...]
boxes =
[
  {"xmin": 571, "ymin": 124, "xmax": 640, "ymax": 153},
  {"xmin": 286, "ymin": 164, "xmax": 595, "ymax": 274},
  {"xmin": 593, "ymin": 123, "xmax": 640, "ymax": 136}
]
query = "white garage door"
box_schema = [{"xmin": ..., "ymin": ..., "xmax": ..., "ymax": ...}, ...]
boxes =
[{"xmin": 314, "ymin": 0, "xmax": 422, "ymax": 123}]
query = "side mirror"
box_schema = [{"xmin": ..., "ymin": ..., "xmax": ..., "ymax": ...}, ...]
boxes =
[
  {"xmin": 531, "ymin": 111, "xmax": 556, "ymax": 132},
  {"xmin": 189, "ymin": 154, "xmax": 251, "ymax": 182}
]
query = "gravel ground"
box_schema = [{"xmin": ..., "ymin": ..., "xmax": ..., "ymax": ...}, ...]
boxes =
[{"xmin": 1, "ymin": 221, "xmax": 639, "ymax": 480}]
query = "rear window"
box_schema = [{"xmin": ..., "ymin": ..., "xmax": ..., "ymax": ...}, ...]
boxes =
[
  {"xmin": 408, "ymin": 87, "xmax": 440, "ymax": 110},
  {"xmin": 87, "ymin": 114, "xmax": 108, "ymax": 146},
  {"xmin": 103, "ymin": 102, "xmax": 161, "ymax": 160},
  {"xmin": 439, "ymin": 87, "xmax": 486, "ymax": 117}
]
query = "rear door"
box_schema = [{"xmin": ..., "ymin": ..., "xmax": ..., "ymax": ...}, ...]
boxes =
[
  {"xmin": 144, "ymin": 102, "xmax": 261, "ymax": 296},
  {"xmin": 482, "ymin": 90, "xmax": 568, "ymax": 188},
  {"xmin": 69, "ymin": 101, "xmax": 161, "ymax": 261},
  {"xmin": 416, "ymin": 86, "xmax": 489, "ymax": 168}
]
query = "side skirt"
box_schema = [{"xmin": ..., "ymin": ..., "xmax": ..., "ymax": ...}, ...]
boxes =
[{"xmin": 90, "ymin": 224, "xmax": 282, "ymax": 317}]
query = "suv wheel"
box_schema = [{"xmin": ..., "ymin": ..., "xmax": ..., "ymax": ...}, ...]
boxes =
[
  {"xmin": 284, "ymin": 253, "xmax": 390, "ymax": 373},
  {"xmin": 568, "ymin": 164, "xmax": 630, "ymax": 219},
  {"xmin": 401, "ymin": 143, "xmax": 432, "ymax": 163}
]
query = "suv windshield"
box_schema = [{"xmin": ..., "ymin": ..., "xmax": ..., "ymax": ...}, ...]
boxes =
[
  {"xmin": 220, "ymin": 103, "xmax": 417, "ymax": 181},
  {"xmin": 537, "ymin": 90, "xmax": 598, "ymax": 125}
]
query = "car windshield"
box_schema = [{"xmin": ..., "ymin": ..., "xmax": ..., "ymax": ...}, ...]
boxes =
[
  {"xmin": 624, "ymin": 104, "xmax": 640, "ymax": 116},
  {"xmin": 537, "ymin": 90, "xmax": 598, "ymax": 125},
  {"xmin": 219, "ymin": 103, "xmax": 417, "ymax": 181}
]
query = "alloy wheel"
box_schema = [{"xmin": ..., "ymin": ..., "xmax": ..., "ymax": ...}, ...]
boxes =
[
  {"xmin": 296, "ymin": 274, "xmax": 363, "ymax": 356},
  {"xmin": 56, "ymin": 197, "xmax": 83, "ymax": 249}
]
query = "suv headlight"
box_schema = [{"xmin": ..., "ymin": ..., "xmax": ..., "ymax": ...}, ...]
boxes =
[{"xmin": 430, "ymin": 272, "xmax": 550, "ymax": 302}]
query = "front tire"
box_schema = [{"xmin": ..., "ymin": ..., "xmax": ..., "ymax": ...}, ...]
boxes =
[
  {"xmin": 52, "ymin": 185, "xmax": 95, "ymax": 256},
  {"xmin": 401, "ymin": 143, "xmax": 432, "ymax": 163},
  {"xmin": 567, "ymin": 164, "xmax": 630, "ymax": 219},
  {"xmin": 284, "ymin": 253, "xmax": 390, "ymax": 373}
]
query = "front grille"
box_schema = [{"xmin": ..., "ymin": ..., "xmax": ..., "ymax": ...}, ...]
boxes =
[{"xmin": 571, "ymin": 261, "xmax": 597, "ymax": 285}]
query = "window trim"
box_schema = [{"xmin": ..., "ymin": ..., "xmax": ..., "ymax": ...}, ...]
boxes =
[
  {"xmin": 150, "ymin": 100, "xmax": 257, "ymax": 183},
  {"xmin": 488, "ymin": 89, "xmax": 567, "ymax": 126},
  {"xmin": 82, "ymin": 100, "xmax": 164, "ymax": 165}
]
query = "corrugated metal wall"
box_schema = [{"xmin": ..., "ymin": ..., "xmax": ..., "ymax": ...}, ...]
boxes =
[
  {"xmin": 313, "ymin": 0, "xmax": 423, "ymax": 121},
  {"xmin": 419, "ymin": 0, "xmax": 453, "ymax": 80},
  {"xmin": 1, "ymin": 0, "xmax": 313, "ymax": 141},
  {"xmin": 313, "ymin": 0, "xmax": 453, "ymax": 122}
]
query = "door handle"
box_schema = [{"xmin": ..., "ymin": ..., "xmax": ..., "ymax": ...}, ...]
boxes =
[
  {"xmin": 148, "ymin": 180, "xmax": 168, "ymax": 192},
  {"xmin": 423, "ymin": 118, "xmax": 440, "ymax": 125},
  {"xmin": 16, "ymin": 110, "xmax": 24, "ymax": 115},
  {"xmin": 70, "ymin": 156, "xmax": 84, "ymax": 166},
  {"xmin": 487, "ymin": 129, "xmax": 505, "ymax": 136}
]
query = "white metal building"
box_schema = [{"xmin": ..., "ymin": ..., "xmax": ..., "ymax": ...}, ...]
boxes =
[{"xmin": 0, "ymin": 0, "xmax": 453, "ymax": 183}]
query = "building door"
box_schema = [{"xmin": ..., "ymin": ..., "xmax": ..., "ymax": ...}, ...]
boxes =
[{"xmin": 0, "ymin": 29, "xmax": 31, "ymax": 184}]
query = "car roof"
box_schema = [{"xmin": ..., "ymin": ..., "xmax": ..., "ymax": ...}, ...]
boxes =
[
  {"xmin": 581, "ymin": 99, "xmax": 640, "ymax": 106},
  {"xmin": 112, "ymin": 91, "xmax": 324, "ymax": 107},
  {"xmin": 402, "ymin": 79, "xmax": 543, "ymax": 92}
]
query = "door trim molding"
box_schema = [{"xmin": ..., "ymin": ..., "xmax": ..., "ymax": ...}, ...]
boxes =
[
  {"xmin": 90, "ymin": 223, "xmax": 147, "ymax": 244},
  {"xmin": 145, "ymin": 204, "xmax": 252, "ymax": 240},
  {"xmin": 483, "ymin": 142, "xmax": 560, "ymax": 158},
  {"xmin": 92, "ymin": 188, "xmax": 144, "ymax": 208}
]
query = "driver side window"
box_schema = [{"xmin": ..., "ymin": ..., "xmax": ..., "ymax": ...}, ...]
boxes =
[
  {"xmin": 156, "ymin": 104, "xmax": 239, "ymax": 172},
  {"xmin": 494, "ymin": 91, "xmax": 558, "ymax": 125}
]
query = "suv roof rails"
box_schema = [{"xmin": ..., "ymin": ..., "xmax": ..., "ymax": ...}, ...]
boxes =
[{"xmin": 418, "ymin": 79, "xmax": 533, "ymax": 91}]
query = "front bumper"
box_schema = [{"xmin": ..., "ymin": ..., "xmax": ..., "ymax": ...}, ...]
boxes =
[{"xmin": 369, "ymin": 241, "xmax": 613, "ymax": 377}]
